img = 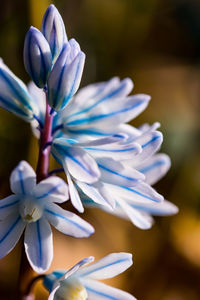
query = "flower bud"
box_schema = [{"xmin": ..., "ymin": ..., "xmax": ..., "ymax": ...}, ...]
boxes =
[
  {"xmin": 41, "ymin": 4, "xmax": 67, "ymax": 63},
  {"xmin": 48, "ymin": 39, "xmax": 85, "ymax": 111},
  {"xmin": 24, "ymin": 26, "xmax": 52, "ymax": 88},
  {"xmin": 0, "ymin": 59, "xmax": 35, "ymax": 120}
]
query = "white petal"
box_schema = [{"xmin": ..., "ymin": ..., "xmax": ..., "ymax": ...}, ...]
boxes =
[
  {"xmin": 67, "ymin": 77, "xmax": 133, "ymax": 117},
  {"xmin": 110, "ymin": 182, "xmax": 163, "ymax": 204},
  {"xmin": 24, "ymin": 217, "xmax": 53, "ymax": 273},
  {"xmin": 63, "ymin": 146, "xmax": 100, "ymax": 184},
  {"xmin": 97, "ymin": 157, "xmax": 144, "ymax": 187},
  {"xmin": 33, "ymin": 176, "xmax": 69, "ymax": 204},
  {"xmin": 138, "ymin": 154, "xmax": 171, "ymax": 185},
  {"xmin": 66, "ymin": 94, "xmax": 150, "ymax": 127},
  {"xmin": 44, "ymin": 202, "xmax": 94, "ymax": 238},
  {"xmin": 77, "ymin": 181, "xmax": 115, "ymax": 209},
  {"xmin": 67, "ymin": 172, "xmax": 84, "ymax": 213},
  {"xmin": 0, "ymin": 195, "xmax": 20, "ymax": 219},
  {"xmin": 131, "ymin": 200, "xmax": 179, "ymax": 216},
  {"xmin": 0, "ymin": 213, "xmax": 25, "ymax": 259},
  {"xmin": 82, "ymin": 279, "xmax": 136, "ymax": 300},
  {"xmin": 84, "ymin": 142, "xmax": 141, "ymax": 160},
  {"xmin": 76, "ymin": 252, "xmax": 132, "ymax": 280},
  {"xmin": 117, "ymin": 198, "xmax": 153, "ymax": 230},
  {"xmin": 10, "ymin": 161, "xmax": 36, "ymax": 195},
  {"xmin": 129, "ymin": 131, "xmax": 163, "ymax": 166}
]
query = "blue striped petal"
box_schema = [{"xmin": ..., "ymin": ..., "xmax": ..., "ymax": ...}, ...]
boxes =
[
  {"xmin": 67, "ymin": 172, "xmax": 84, "ymax": 213},
  {"xmin": 0, "ymin": 213, "xmax": 25, "ymax": 259},
  {"xmin": 82, "ymin": 279, "xmax": 136, "ymax": 300},
  {"xmin": 66, "ymin": 94, "xmax": 150, "ymax": 127},
  {"xmin": 41, "ymin": 4, "xmax": 67, "ymax": 63},
  {"xmin": 77, "ymin": 252, "xmax": 132, "ymax": 280},
  {"xmin": 129, "ymin": 200, "xmax": 178, "ymax": 216},
  {"xmin": 24, "ymin": 27, "xmax": 52, "ymax": 88},
  {"xmin": 48, "ymin": 40, "xmax": 85, "ymax": 111},
  {"xmin": 97, "ymin": 157, "xmax": 145, "ymax": 187},
  {"xmin": 0, "ymin": 60, "xmax": 35, "ymax": 120},
  {"xmin": 138, "ymin": 154, "xmax": 171, "ymax": 185},
  {"xmin": 51, "ymin": 140, "xmax": 100, "ymax": 184},
  {"xmin": 68, "ymin": 77, "xmax": 134, "ymax": 118},
  {"xmin": 33, "ymin": 176, "xmax": 69, "ymax": 204},
  {"xmin": 117, "ymin": 198, "xmax": 153, "ymax": 229},
  {"xmin": 10, "ymin": 161, "xmax": 36, "ymax": 195},
  {"xmin": 0, "ymin": 195, "xmax": 19, "ymax": 219},
  {"xmin": 24, "ymin": 217, "xmax": 53, "ymax": 273},
  {"xmin": 44, "ymin": 202, "xmax": 94, "ymax": 238}
]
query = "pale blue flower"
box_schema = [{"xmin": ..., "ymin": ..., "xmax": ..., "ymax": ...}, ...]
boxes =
[
  {"xmin": 24, "ymin": 26, "xmax": 52, "ymax": 88},
  {"xmin": 41, "ymin": 4, "xmax": 68, "ymax": 63},
  {"xmin": 0, "ymin": 161, "xmax": 94, "ymax": 273},
  {"xmin": 81, "ymin": 125, "xmax": 178, "ymax": 229},
  {"xmin": 43, "ymin": 252, "xmax": 136, "ymax": 300},
  {"xmin": 48, "ymin": 40, "xmax": 85, "ymax": 111},
  {"xmin": 0, "ymin": 59, "xmax": 37, "ymax": 121}
]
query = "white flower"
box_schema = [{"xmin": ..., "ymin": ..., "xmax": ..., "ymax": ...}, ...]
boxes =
[
  {"xmin": 43, "ymin": 253, "xmax": 136, "ymax": 300},
  {"xmin": 0, "ymin": 161, "xmax": 94, "ymax": 273}
]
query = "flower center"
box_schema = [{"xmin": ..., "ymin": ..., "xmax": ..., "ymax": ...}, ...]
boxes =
[
  {"xmin": 19, "ymin": 196, "xmax": 43, "ymax": 223},
  {"xmin": 56, "ymin": 277, "xmax": 88, "ymax": 300}
]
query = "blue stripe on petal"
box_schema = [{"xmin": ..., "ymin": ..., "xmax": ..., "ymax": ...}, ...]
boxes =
[
  {"xmin": 0, "ymin": 200, "xmax": 19, "ymax": 210},
  {"xmin": 85, "ymin": 286, "xmax": 119, "ymax": 300},
  {"xmin": 71, "ymin": 81, "xmax": 128, "ymax": 117},
  {"xmin": 18, "ymin": 170, "xmax": 25, "ymax": 194},
  {"xmin": 98, "ymin": 164, "xmax": 136, "ymax": 182},
  {"xmin": 139, "ymin": 160, "xmax": 165, "ymax": 174},
  {"xmin": 84, "ymin": 147, "xmax": 137, "ymax": 153},
  {"xmin": 36, "ymin": 183, "xmax": 63, "ymax": 199},
  {"xmin": 67, "ymin": 100, "xmax": 144, "ymax": 126},
  {"xmin": 80, "ymin": 258, "xmax": 129, "ymax": 278},
  {"xmin": 61, "ymin": 54, "xmax": 82, "ymax": 109},
  {"xmin": 141, "ymin": 135, "xmax": 161, "ymax": 149},
  {"xmin": 0, "ymin": 216, "xmax": 21, "ymax": 244},
  {"xmin": 122, "ymin": 187, "xmax": 159, "ymax": 202},
  {"xmin": 36, "ymin": 221, "xmax": 42, "ymax": 267},
  {"xmin": 0, "ymin": 70, "xmax": 32, "ymax": 110},
  {"xmin": 45, "ymin": 209, "xmax": 91, "ymax": 235}
]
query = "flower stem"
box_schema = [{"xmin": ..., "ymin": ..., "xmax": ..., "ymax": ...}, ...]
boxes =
[{"xmin": 18, "ymin": 91, "xmax": 53, "ymax": 299}]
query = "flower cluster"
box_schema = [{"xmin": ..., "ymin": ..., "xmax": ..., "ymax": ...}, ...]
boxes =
[{"xmin": 0, "ymin": 4, "xmax": 178, "ymax": 299}]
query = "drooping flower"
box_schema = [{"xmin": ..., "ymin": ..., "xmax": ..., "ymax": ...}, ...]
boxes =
[
  {"xmin": 43, "ymin": 252, "xmax": 136, "ymax": 300},
  {"xmin": 0, "ymin": 161, "xmax": 94, "ymax": 273}
]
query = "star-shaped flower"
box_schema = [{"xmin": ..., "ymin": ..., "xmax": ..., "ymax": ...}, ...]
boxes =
[
  {"xmin": 0, "ymin": 161, "xmax": 94, "ymax": 273},
  {"xmin": 43, "ymin": 252, "xmax": 136, "ymax": 300}
]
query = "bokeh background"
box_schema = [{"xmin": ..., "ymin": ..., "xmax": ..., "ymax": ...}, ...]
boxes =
[{"xmin": 0, "ymin": 0, "xmax": 200, "ymax": 299}]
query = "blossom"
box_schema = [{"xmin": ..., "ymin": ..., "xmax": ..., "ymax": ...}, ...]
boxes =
[
  {"xmin": 43, "ymin": 252, "xmax": 136, "ymax": 300},
  {"xmin": 0, "ymin": 59, "xmax": 37, "ymax": 121},
  {"xmin": 24, "ymin": 26, "xmax": 52, "ymax": 88},
  {"xmin": 41, "ymin": 4, "xmax": 68, "ymax": 63},
  {"xmin": 0, "ymin": 161, "xmax": 94, "ymax": 273},
  {"xmin": 82, "ymin": 130, "xmax": 178, "ymax": 229},
  {"xmin": 48, "ymin": 39, "xmax": 85, "ymax": 111}
]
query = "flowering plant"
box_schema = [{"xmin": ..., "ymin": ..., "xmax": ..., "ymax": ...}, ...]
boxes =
[{"xmin": 0, "ymin": 4, "xmax": 178, "ymax": 299}]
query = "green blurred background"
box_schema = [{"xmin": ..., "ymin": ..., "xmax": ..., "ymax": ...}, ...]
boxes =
[{"xmin": 0, "ymin": 0, "xmax": 200, "ymax": 299}]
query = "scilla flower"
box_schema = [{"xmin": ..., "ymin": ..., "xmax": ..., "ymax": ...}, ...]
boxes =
[
  {"xmin": 43, "ymin": 252, "xmax": 136, "ymax": 300},
  {"xmin": 0, "ymin": 161, "xmax": 94, "ymax": 273}
]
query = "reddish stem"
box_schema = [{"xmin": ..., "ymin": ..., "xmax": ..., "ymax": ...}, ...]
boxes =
[{"xmin": 18, "ymin": 91, "xmax": 53, "ymax": 299}]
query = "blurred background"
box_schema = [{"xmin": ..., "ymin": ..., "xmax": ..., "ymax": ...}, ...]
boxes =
[{"xmin": 0, "ymin": 0, "xmax": 200, "ymax": 299}]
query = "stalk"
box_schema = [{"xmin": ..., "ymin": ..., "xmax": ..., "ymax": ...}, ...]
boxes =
[{"xmin": 18, "ymin": 91, "xmax": 53, "ymax": 299}]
